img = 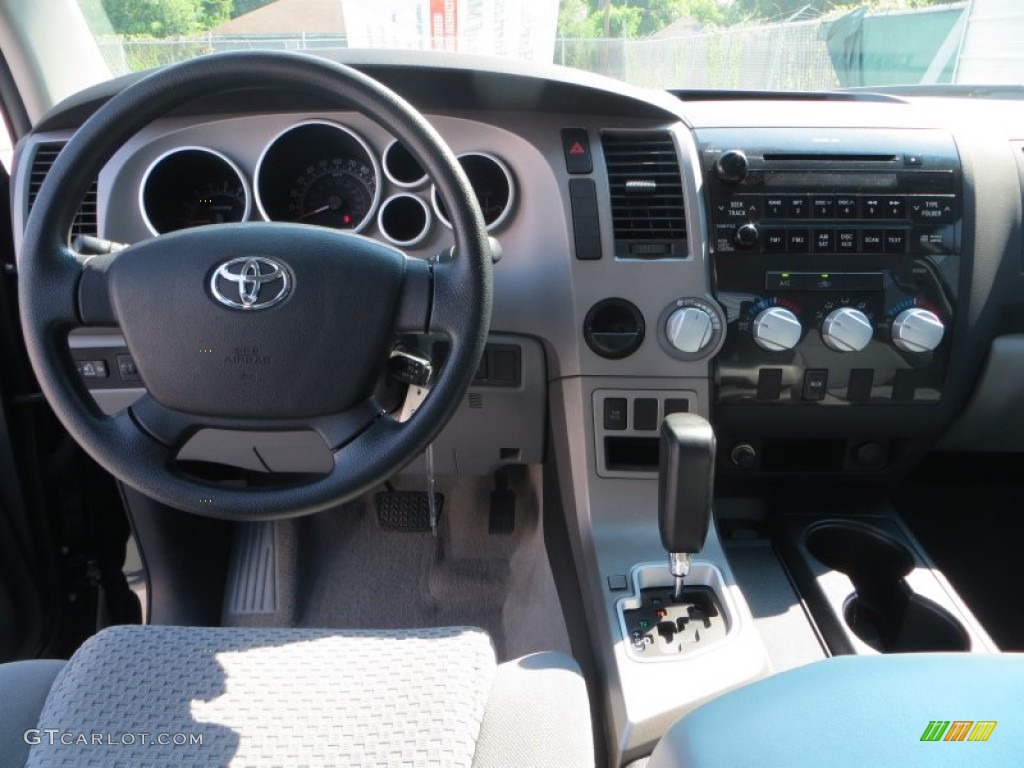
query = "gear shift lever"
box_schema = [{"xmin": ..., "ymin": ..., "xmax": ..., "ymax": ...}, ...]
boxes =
[{"xmin": 659, "ymin": 413, "xmax": 716, "ymax": 601}]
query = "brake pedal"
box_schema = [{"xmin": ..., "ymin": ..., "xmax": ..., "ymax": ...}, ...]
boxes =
[
  {"xmin": 376, "ymin": 491, "xmax": 444, "ymax": 532},
  {"xmin": 488, "ymin": 469, "xmax": 516, "ymax": 535}
]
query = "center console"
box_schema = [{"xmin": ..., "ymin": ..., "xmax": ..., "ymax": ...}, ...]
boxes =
[{"xmin": 555, "ymin": 120, "xmax": 985, "ymax": 767}]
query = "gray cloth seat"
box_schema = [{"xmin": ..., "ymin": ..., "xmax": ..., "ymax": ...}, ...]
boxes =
[
  {"xmin": 648, "ymin": 652, "xmax": 1024, "ymax": 768},
  {"xmin": 1, "ymin": 624, "xmax": 593, "ymax": 768}
]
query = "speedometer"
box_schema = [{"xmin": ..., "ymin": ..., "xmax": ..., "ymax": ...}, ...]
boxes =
[
  {"xmin": 255, "ymin": 121, "xmax": 380, "ymax": 232},
  {"xmin": 287, "ymin": 157, "xmax": 376, "ymax": 229}
]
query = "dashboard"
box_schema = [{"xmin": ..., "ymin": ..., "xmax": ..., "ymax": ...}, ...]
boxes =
[{"xmin": 12, "ymin": 53, "xmax": 1024, "ymax": 480}]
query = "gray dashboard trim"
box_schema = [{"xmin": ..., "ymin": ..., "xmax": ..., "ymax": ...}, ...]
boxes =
[{"xmin": 939, "ymin": 334, "xmax": 1024, "ymax": 451}]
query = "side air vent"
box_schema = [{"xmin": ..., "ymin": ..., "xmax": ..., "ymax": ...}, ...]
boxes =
[
  {"xmin": 602, "ymin": 131, "xmax": 687, "ymax": 257},
  {"xmin": 27, "ymin": 142, "xmax": 99, "ymax": 239}
]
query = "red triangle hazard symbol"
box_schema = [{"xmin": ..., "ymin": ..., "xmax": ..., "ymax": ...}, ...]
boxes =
[{"xmin": 569, "ymin": 141, "xmax": 586, "ymax": 156}]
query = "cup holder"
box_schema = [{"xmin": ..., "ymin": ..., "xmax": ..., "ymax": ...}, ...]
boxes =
[
  {"xmin": 805, "ymin": 520, "xmax": 914, "ymax": 581},
  {"xmin": 804, "ymin": 521, "xmax": 969, "ymax": 653}
]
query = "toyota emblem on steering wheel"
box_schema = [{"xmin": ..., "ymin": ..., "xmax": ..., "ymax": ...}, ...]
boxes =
[{"xmin": 210, "ymin": 256, "xmax": 291, "ymax": 310}]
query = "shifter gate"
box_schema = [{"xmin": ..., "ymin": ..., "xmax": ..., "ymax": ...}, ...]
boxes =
[{"xmin": 622, "ymin": 585, "xmax": 728, "ymax": 658}]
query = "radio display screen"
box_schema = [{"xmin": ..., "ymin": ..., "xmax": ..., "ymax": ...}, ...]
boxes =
[{"xmin": 765, "ymin": 172, "xmax": 899, "ymax": 189}]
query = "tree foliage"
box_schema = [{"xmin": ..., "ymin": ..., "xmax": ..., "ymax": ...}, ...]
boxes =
[
  {"xmin": 100, "ymin": 0, "xmax": 233, "ymax": 37},
  {"xmin": 558, "ymin": 0, "xmax": 725, "ymax": 38},
  {"xmin": 558, "ymin": 0, "xmax": 601, "ymax": 38},
  {"xmin": 557, "ymin": 0, "xmax": 947, "ymax": 38}
]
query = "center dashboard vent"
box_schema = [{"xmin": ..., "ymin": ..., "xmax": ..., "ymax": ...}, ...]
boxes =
[
  {"xmin": 27, "ymin": 142, "xmax": 98, "ymax": 240},
  {"xmin": 602, "ymin": 131, "xmax": 686, "ymax": 257}
]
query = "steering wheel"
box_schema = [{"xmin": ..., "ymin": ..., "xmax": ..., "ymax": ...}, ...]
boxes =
[{"xmin": 18, "ymin": 52, "xmax": 492, "ymax": 521}]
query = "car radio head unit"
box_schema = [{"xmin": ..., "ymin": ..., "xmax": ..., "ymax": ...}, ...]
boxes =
[{"xmin": 701, "ymin": 127, "xmax": 961, "ymax": 407}]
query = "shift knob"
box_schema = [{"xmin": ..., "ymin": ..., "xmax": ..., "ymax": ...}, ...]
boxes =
[{"xmin": 658, "ymin": 413, "xmax": 716, "ymax": 555}]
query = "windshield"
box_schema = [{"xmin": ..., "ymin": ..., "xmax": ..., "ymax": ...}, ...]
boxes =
[{"xmin": 71, "ymin": 0, "xmax": 1018, "ymax": 92}]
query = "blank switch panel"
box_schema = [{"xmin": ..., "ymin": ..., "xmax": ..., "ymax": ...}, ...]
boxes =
[{"xmin": 593, "ymin": 389, "xmax": 699, "ymax": 478}]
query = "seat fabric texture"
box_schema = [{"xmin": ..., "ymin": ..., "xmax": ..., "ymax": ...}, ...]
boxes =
[{"xmin": 9, "ymin": 624, "xmax": 592, "ymax": 768}]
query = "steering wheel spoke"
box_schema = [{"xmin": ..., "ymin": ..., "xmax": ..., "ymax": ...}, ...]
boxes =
[
  {"xmin": 427, "ymin": 256, "xmax": 483, "ymax": 340},
  {"xmin": 130, "ymin": 392, "xmax": 384, "ymax": 452},
  {"xmin": 77, "ymin": 250, "xmax": 121, "ymax": 326},
  {"xmin": 392, "ymin": 255, "xmax": 433, "ymax": 334}
]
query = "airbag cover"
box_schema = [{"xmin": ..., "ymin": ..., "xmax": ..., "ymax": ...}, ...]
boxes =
[{"xmin": 106, "ymin": 223, "xmax": 406, "ymax": 419}]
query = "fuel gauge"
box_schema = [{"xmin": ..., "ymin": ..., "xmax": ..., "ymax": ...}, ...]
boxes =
[
  {"xmin": 141, "ymin": 147, "xmax": 250, "ymax": 235},
  {"xmin": 184, "ymin": 179, "xmax": 247, "ymax": 227}
]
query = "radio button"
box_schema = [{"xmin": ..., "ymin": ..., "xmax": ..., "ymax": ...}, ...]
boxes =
[
  {"xmin": 910, "ymin": 195, "xmax": 956, "ymax": 224},
  {"xmin": 715, "ymin": 149, "xmax": 749, "ymax": 183},
  {"xmin": 734, "ymin": 224, "xmax": 759, "ymax": 249},
  {"xmin": 719, "ymin": 194, "xmax": 763, "ymax": 221},
  {"xmin": 787, "ymin": 229, "xmax": 811, "ymax": 252},
  {"xmin": 765, "ymin": 197, "xmax": 786, "ymax": 218},
  {"xmin": 764, "ymin": 231, "xmax": 786, "ymax": 253},
  {"xmin": 812, "ymin": 196, "xmax": 836, "ymax": 218},
  {"xmin": 814, "ymin": 230, "xmax": 835, "ymax": 252},
  {"xmin": 883, "ymin": 196, "xmax": 907, "ymax": 219},
  {"xmin": 836, "ymin": 197, "xmax": 859, "ymax": 218},
  {"xmin": 861, "ymin": 230, "xmax": 885, "ymax": 253},
  {"xmin": 786, "ymin": 195, "xmax": 809, "ymax": 218},
  {"xmin": 884, "ymin": 231, "xmax": 908, "ymax": 254},
  {"xmin": 862, "ymin": 198, "xmax": 884, "ymax": 218},
  {"xmin": 836, "ymin": 229, "xmax": 858, "ymax": 253}
]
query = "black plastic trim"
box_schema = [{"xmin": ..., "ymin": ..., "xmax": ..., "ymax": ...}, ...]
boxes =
[
  {"xmin": 119, "ymin": 484, "xmax": 232, "ymax": 626},
  {"xmin": 35, "ymin": 54, "xmax": 674, "ymax": 134}
]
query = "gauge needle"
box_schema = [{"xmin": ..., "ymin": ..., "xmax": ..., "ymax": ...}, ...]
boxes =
[{"xmin": 296, "ymin": 204, "xmax": 331, "ymax": 221}]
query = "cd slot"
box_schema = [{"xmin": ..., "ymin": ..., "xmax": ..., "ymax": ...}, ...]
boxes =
[{"xmin": 763, "ymin": 153, "xmax": 898, "ymax": 163}]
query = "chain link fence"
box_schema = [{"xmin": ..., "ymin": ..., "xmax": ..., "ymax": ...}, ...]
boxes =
[
  {"xmin": 556, "ymin": 18, "xmax": 839, "ymax": 91},
  {"xmin": 97, "ymin": 34, "xmax": 350, "ymax": 75},
  {"xmin": 99, "ymin": 18, "xmax": 840, "ymax": 91}
]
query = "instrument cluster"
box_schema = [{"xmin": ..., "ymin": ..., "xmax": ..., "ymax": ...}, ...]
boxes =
[{"xmin": 138, "ymin": 119, "xmax": 516, "ymax": 249}]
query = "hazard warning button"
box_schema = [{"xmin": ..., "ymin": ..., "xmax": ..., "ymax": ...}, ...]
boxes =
[{"xmin": 561, "ymin": 128, "xmax": 593, "ymax": 174}]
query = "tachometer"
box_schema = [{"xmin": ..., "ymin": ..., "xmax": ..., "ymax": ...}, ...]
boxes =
[
  {"xmin": 140, "ymin": 147, "xmax": 250, "ymax": 235},
  {"xmin": 256, "ymin": 121, "xmax": 380, "ymax": 232}
]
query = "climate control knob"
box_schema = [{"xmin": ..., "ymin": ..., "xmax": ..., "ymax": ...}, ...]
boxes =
[
  {"xmin": 821, "ymin": 308, "xmax": 873, "ymax": 352},
  {"xmin": 891, "ymin": 308, "xmax": 944, "ymax": 353},
  {"xmin": 666, "ymin": 306, "xmax": 714, "ymax": 354},
  {"xmin": 752, "ymin": 307, "xmax": 802, "ymax": 352}
]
